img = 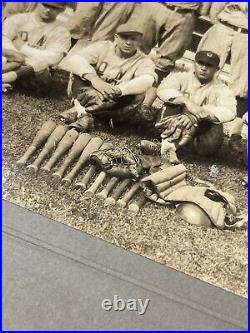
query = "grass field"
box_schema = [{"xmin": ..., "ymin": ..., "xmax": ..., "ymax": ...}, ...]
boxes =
[{"xmin": 2, "ymin": 79, "xmax": 248, "ymax": 298}]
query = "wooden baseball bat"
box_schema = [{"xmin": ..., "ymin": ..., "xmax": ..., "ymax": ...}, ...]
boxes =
[
  {"xmin": 75, "ymin": 141, "xmax": 113, "ymax": 190},
  {"xmin": 156, "ymin": 172, "xmax": 186, "ymax": 192},
  {"xmin": 160, "ymin": 180, "xmax": 186, "ymax": 199},
  {"xmin": 62, "ymin": 137, "xmax": 103, "ymax": 186},
  {"xmin": 52, "ymin": 133, "xmax": 91, "ymax": 181},
  {"xmin": 41, "ymin": 129, "xmax": 79, "ymax": 173},
  {"xmin": 17, "ymin": 120, "xmax": 56, "ymax": 166},
  {"xmin": 116, "ymin": 182, "xmax": 141, "ymax": 208},
  {"xmin": 142, "ymin": 164, "xmax": 187, "ymax": 185},
  {"xmin": 26, "ymin": 125, "xmax": 67, "ymax": 175},
  {"xmin": 128, "ymin": 195, "xmax": 147, "ymax": 215},
  {"xmin": 105, "ymin": 178, "xmax": 131, "ymax": 206},
  {"xmin": 96, "ymin": 176, "xmax": 119, "ymax": 200},
  {"xmin": 75, "ymin": 164, "xmax": 97, "ymax": 190},
  {"xmin": 147, "ymin": 193, "xmax": 166, "ymax": 205},
  {"xmin": 84, "ymin": 171, "xmax": 107, "ymax": 198}
]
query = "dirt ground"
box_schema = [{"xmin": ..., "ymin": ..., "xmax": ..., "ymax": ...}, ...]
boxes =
[{"xmin": 2, "ymin": 80, "xmax": 248, "ymax": 298}]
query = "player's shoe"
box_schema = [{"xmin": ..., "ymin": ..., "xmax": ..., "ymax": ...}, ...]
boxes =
[
  {"xmin": 139, "ymin": 140, "xmax": 161, "ymax": 155},
  {"xmin": 59, "ymin": 108, "xmax": 78, "ymax": 124},
  {"xmin": 69, "ymin": 115, "xmax": 94, "ymax": 132},
  {"xmin": 228, "ymin": 135, "xmax": 245, "ymax": 153}
]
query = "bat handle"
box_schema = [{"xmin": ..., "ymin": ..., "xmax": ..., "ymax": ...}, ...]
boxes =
[
  {"xmin": 16, "ymin": 145, "xmax": 36, "ymax": 166},
  {"xmin": 75, "ymin": 165, "xmax": 97, "ymax": 190},
  {"xmin": 96, "ymin": 177, "xmax": 119, "ymax": 200},
  {"xmin": 52, "ymin": 156, "xmax": 73, "ymax": 181},
  {"xmin": 105, "ymin": 178, "xmax": 131, "ymax": 206},
  {"xmin": 41, "ymin": 151, "xmax": 61, "ymax": 173},
  {"xmin": 26, "ymin": 147, "xmax": 51, "ymax": 175},
  {"xmin": 84, "ymin": 171, "xmax": 106, "ymax": 198},
  {"xmin": 117, "ymin": 182, "xmax": 141, "ymax": 208},
  {"xmin": 128, "ymin": 195, "xmax": 147, "ymax": 215}
]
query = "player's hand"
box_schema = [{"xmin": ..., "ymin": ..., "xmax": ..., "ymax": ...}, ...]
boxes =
[
  {"xmin": 13, "ymin": 36, "xmax": 26, "ymax": 50},
  {"xmin": 2, "ymin": 48, "xmax": 25, "ymax": 64},
  {"xmin": 2, "ymin": 83, "xmax": 12, "ymax": 93},
  {"xmin": 177, "ymin": 114, "xmax": 195, "ymax": 130},
  {"xmin": 85, "ymin": 74, "xmax": 116, "ymax": 100}
]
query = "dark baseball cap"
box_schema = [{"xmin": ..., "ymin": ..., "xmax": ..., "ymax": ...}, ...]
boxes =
[
  {"xmin": 116, "ymin": 23, "xmax": 143, "ymax": 37},
  {"xmin": 42, "ymin": 2, "xmax": 67, "ymax": 9},
  {"xmin": 195, "ymin": 51, "xmax": 220, "ymax": 67}
]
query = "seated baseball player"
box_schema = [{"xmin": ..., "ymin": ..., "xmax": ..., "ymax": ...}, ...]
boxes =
[
  {"xmin": 2, "ymin": 2, "xmax": 71, "ymax": 92},
  {"xmin": 59, "ymin": 23, "xmax": 157, "ymax": 131},
  {"xmin": 148, "ymin": 51, "xmax": 237, "ymax": 164}
]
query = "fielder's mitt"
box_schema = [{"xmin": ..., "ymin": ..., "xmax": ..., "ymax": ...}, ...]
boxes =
[{"xmin": 156, "ymin": 113, "xmax": 198, "ymax": 147}]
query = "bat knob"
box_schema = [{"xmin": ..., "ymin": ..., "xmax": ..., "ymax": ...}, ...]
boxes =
[
  {"xmin": 26, "ymin": 164, "xmax": 38, "ymax": 176},
  {"xmin": 41, "ymin": 166, "xmax": 51, "ymax": 173},
  {"xmin": 74, "ymin": 182, "xmax": 86, "ymax": 191},
  {"xmin": 16, "ymin": 158, "xmax": 26, "ymax": 166},
  {"xmin": 61, "ymin": 177, "xmax": 72, "ymax": 187},
  {"xmin": 116, "ymin": 199, "xmax": 127, "ymax": 208},
  {"xmin": 128, "ymin": 203, "xmax": 140, "ymax": 215},
  {"xmin": 96, "ymin": 191, "xmax": 107, "ymax": 200},
  {"xmin": 105, "ymin": 197, "xmax": 116, "ymax": 206},
  {"xmin": 52, "ymin": 172, "xmax": 62, "ymax": 182},
  {"xmin": 84, "ymin": 190, "xmax": 94, "ymax": 199}
]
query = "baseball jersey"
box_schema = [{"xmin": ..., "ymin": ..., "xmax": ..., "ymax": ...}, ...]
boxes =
[
  {"xmin": 158, "ymin": 71, "xmax": 236, "ymax": 123},
  {"xmin": 71, "ymin": 41, "xmax": 157, "ymax": 84},
  {"xmin": 218, "ymin": 2, "xmax": 248, "ymax": 29},
  {"xmin": 2, "ymin": 13, "xmax": 71, "ymax": 71}
]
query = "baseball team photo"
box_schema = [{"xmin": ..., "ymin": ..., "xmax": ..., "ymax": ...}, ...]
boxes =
[{"xmin": 2, "ymin": 1, "xmax": 248, "ymax": 301}]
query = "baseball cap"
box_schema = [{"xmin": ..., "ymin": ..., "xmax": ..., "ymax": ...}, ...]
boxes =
[
  {"xmin": 195, "ymin": 51, "xmax": 220, "ymax": 67},
  {"xmin": 42, "ymin": 2, "xmax": 67, "ymax": 9},
  {"xmin": 116, "ymin": 23, "xmax": 143, "ymax": 37}
]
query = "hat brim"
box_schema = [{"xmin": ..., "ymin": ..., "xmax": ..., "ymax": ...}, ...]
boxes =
[
  {"xmin": 117, "ymin": 31, "xmax": 143, "ymax": 37},
  {"xmin": 195, "ymin": 58, "xmax": 219, "ymax": 67},
  {"xmin": 42, "ymin": 3, "xmax": 65, "ymax": 9}
]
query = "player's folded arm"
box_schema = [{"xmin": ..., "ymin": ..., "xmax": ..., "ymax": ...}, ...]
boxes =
[
  {"xmin": 157, "ymin": 72, "xmax": 185, "ymax": 102},
  {"xmin": 59, "ymin": 54, "xmax": 97, "ymax": 77},
  {"xmin": 116, "ymin": 75, "xmax": 155, "ymax": 96}
]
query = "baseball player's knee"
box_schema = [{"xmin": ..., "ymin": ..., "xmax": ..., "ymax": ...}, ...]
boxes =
[
  {"xmin": 192, "ymin": 123, "xmax": 224, "ymax": 156},
  {"xmin": 236, "ymin": 97, "xmax": 248, "ymax": 118},
  {"xmin": 71, "ymin": 74, "xmax": 90, "ymax": 99}
]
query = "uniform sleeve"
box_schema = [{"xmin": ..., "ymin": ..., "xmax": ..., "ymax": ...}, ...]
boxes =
[
  {"xmin": 59, "ymin": 41, "xmax": 106, "ymax": 77},
  {"xmin": 2, "ymin": 14, "xmax": 25, "ymax": 50},
  {"xmin": 134, "ymin": 58, "xmax": 158, "ymax": 84},
  {"xmin": 203, "ymin": 85, "xmax": 237, "ymax": 123},
  {"xmin": 157, "ymin": 72, "xmax": 186, "ymax": 102}
]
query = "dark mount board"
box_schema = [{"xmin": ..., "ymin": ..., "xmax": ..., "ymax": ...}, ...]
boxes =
[{"xmin": 2, "ymin": 200, "xmax": 247, "ymax": 331}]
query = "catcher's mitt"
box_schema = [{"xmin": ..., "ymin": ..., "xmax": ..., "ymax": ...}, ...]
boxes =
[{"xmin": 90, "ymin": 147, "xmax": 144, "ymax": 179}]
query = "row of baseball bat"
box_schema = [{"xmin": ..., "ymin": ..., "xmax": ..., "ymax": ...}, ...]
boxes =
[{"xmin": 16, "ymin": 120, "xmax": 148, "ymax": 214}]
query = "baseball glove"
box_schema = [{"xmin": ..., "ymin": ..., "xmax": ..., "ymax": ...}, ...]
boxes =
[
  {"xmin": 90, "ymin": 147, "xmax": 144, "ymax": 179},
  {"xmin": 156, "ymin": 113, "xmax": 198, "ymax": 147}
]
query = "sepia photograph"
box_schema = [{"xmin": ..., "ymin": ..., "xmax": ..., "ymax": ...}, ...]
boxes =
[{"xmin": 2, "ymin": 0, "xmax": 248, "ymax": 309}]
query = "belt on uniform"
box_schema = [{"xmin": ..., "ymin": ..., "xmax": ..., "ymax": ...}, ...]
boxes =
[
  {"xmin": 165, "ymin": 5, "xmax": 195, "ymax": 14},
  {"xmin": 219, "ymin": 20, "xmax": 248, "ymax": 34}
]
